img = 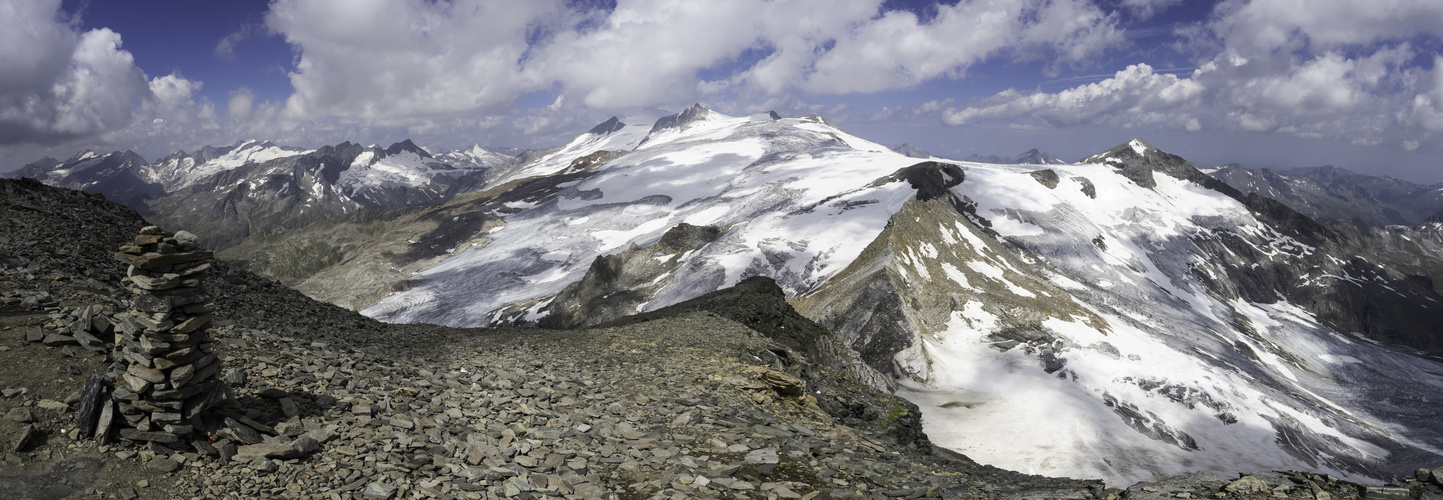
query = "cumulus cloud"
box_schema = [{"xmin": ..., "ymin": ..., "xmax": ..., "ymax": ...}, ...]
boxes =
[
  {"xmin": 0, "ymin": 0, "xmax": 152, "ymax": 146},
  {"xmin": 937, "ymin": 0, "xmax": 1442, "ymax": 147},
  {"xmin": 1210, "ymin": 0, "xmax": 1443, "ymax": 54},
  {"xmin": 214, "ymin": 23, "xmax": 260, "ymax": 59},
  {"xmin": 265, "ymin": 0, "xmax": 1127, "ymax": 114},
  {"xmin": 227, "ymin": 87, "xmax": 255, "ymax": 119},
  {"xmin": 943, "ymin": 64, "xmax": 1203, "ymax": 131},
  {"xmin": 1118, "ymin": 0, "xmax": 1181, "ymax": 21},
  {"xmin": 265, "ymin": 0, "xmax": 561, "ymax": 121},
  {"xmin": 800, "ymin": 0, "xmax": 1117, "ymax": 93}
]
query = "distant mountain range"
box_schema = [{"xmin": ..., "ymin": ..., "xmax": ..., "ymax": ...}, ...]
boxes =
[
  {"xmin": 5, "ymin": 140, "xmax": 517, "ymax": 248},
  {"xmin": 1203, "ymin": 163, "xmax": 1443, "ymax": 227},
  {"xmin": 964, "ymin": 148, "xmax": 1066, "ymax": 165}
]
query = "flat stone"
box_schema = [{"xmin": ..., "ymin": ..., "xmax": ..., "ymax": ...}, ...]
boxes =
[
  {"xmin": 291, "ymin": 435, "xmax": 320, "ymax": 456},
  {"xmin": 232, "ymin": 442, "xmax": 297, "ymax": 462},
  {"xmin": 362, "ymin": 482, "xmax": 398, "ymax": 499},
  {"xmin": 36, "ymin": 399, "xmax": 68, "ymax": 411},
  {"xmin": 130, "ymin": 294, "xmax": 172, "ymax": 315},
  {"xmin": 146, "ymin": 458, "xmax": 180, "ymax": 473},
  {"xmin": 152, "ymin": 378, "xmax": 216, "ymax": 400},
  {"xmin": 171, "ymin": 314, "xmax": 211, "ymax": 335},
  {"xmin": 5, "ymin": 407, "xmax": 33, "ymax": 423},
  {"xmin": 127, "ymin": 364, "xmax": 167, "ymax": 384},
  {"xmin": 279, "ymin": 398, "xmax": 300, "ymax": 418},
  {"xmin": 118, "ymin": 429, "xmax": 179, "ymax": 444},
  {"xmin": 745, "ymin": 447, "xmax": 779, "ymax": 464},
  {"xmin": 114, "ymin": 250, "xmax": 213, "ymax": 270},
  {"xmin": 130, "ymin": 274, "xmax": 180, "ymax": 291},
  {"xmin": 24, "ymin": 328, "xmax": 44, "ymax": 342},
  {"xmin": 1225, "ymin": 476, "xmax": 1268, "ymax": 494},
  {"xmin": 13, "ymin": 425, "xmax": 40, "ymax": 452},
  {"xmin": 118, "ymin": 373, "xmax": 153, "ymax": 394},
  {"xmin": 72, "ymin": 330, "xmax": 107, "ymax": 352},
  {"xmin": 134, "ymin": 234, "xmax": 165, "ymax": 246},
  {"xmin": 1365, "ymin": 487, "xmax": 1412, "ymax": 500},
  {"xmin": 95, "ymin": 398, "xmax": 115, "ymax": 442},
  {"xmin": 170, "ymin": 364, "xmax": 196, "ymax": 386},
  {"xmin": 41, "ymin": 333, "xmax": 77, "ymax": 346}
]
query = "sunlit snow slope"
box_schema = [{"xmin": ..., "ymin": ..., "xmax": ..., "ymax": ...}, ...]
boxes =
[{"xmin": 346, "ymin": 107, "xmax": 1443, "ymax": 485}]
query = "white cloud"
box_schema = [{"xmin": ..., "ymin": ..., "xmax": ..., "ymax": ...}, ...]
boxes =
[
  {"xmin": 149, "ymin": 73, "xmax": 202, "ymax": 110},
  {"xmin": 1119, "ymin": 0, "xmax": 1181, "ymax": 21},
  {"xmin": 943, "ymin": 64, "xmax": 1203, "ymax": 131},
  {"xmin": 1210, "ymin": 0, "xmax": 1443, "ymax": 55},
  {"xmin": 263, "ymin": 0, "xmax": 1126, "ymax": 114},
  {"xmin": 214, "ymin": 23, "xmax": 259, "ymax": 60},
  {"xmin": 0, "ymin": 0, "xmax": 152, "ymax": 146},
  {"xmin": 803, "ymin": 0, "xmax": 1123, "ymax": 93},
  {"xmin": 936, "ymin": 1, "xmax": 1441, "ymax": 147},
  {"xmin": 227, "ymin": 87, "xmax": 255, "ymax": 119},
  {"xmin": 265, "ymin": 0, "xmax": 561, "ymax": 121}
]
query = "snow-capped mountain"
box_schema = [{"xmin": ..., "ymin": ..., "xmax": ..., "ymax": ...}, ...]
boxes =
[
  {"xmin": 143, "ymin": 140, "xmax": 311, "ymax": 192},
  {"xmin": 9, "ymin": 138, "xmax": 514, "ymax": 250},
  {"xmin": 888, "ymin": 143, "xmax": 934, "ymax": 158},
  {"xmin": 144, "ymin": 139, "xmax": 504, "ymax": 249},
  {"xmin": 5, "ymin": 149, "xmax": 159, "ymax": 210},
  {"xmin": 430, "ymin": 143, "xmax": 516, "ymax": 170},
  {"xmin": 965, "ymin": 148, "xmax": 1067, "ymax": 165},
  {"xmin": 224, "ymin": 106, "xmax": 1443, "ymax": 485},
  {"xmin": 1204, "ymin": 163, "xmax": 1443, "ymax": 227}
]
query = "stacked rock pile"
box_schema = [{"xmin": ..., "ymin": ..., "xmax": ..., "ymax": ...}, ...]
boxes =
[{"xmin": 103, "ymin": 225, "xmax": 231, "ymax": 448}]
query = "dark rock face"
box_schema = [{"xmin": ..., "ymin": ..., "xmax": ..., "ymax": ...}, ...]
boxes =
[
  {"xmin": 586, "ymin": 116, "xmax": 626, "ymax": 135},
  {"xmin": 1030, "ymin": 169, "xmax": 1061, "ymax": 189},
  {"xmin": 532, "ymin": 222, "xmax": 728, "ymax": 330},
  {"xmin": 648, "ymin": 103, "xmax": 711, "ymax": 133},
  {"xmin": 875, "ymin": 161, "xmax": 966, "ymax": 202}
]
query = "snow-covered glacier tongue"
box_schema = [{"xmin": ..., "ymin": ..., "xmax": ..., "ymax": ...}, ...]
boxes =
[{"xmin": 346, "ymin": 106, "xmax": 1443, "ymax": 485}]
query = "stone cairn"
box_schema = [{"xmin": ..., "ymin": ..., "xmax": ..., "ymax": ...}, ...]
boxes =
[{"xmin": 100, "ymin": 225, "xmax": 232, "ymax": 449}]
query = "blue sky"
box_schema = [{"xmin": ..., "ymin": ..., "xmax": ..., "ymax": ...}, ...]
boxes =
[{"xmin": 3, "ymin": 0, "xmax": 1442, "ymax": 182}]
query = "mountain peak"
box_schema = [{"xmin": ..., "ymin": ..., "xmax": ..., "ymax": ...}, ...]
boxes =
[
  {"xmin": 888, "ymin": 144, "xmax": 932, "ymax": 159},
  {"xmin": 587, "ymin": 116, "xmax": 626, "ymax": 136},
  {"xmin": 1127, "ymin": 138, "xmax": 1154, "ymax": 156},
  {"xmin": 649, "ymin": 103, "xmax": 713, "ymax": 133},
  {"xmin": 384, "ymin": 139, "xmax": 430, "ymax": 158}
]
